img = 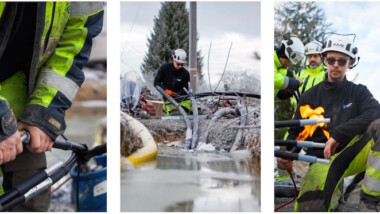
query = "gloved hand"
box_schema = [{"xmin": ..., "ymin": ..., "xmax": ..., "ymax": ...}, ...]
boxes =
[
  {"xmin": 165, "ymin": 89, "xmax": 175, "ymax": 96},
  {"xmin": 277, "ymin": 89, "xmax": 294, "ymax": 100},
  {"xmin": 287, "ymin": 77, "xmax": 301, "ymax": 91}
]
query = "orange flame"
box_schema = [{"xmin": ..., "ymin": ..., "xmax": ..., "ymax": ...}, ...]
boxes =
[{"xmin": 297, "ymin": 105, "xmax": 330, "ymax": 141}]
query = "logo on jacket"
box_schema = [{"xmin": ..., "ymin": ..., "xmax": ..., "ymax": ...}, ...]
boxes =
[
  {"xmin": 176, "ymin": 78, "xmax": 182, "ymax": 82},
  {"xmin": 342, "ymin": 103, "xmax": 352, "ymax": 110}
]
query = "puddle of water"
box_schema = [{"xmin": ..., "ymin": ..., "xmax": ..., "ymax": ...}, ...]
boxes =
[{"xmin": 121, "ymin": 146, "xmax": 260, "ymax": 212}]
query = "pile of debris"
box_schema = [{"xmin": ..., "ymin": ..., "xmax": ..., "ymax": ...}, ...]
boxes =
[
  {"xmin": 121, "ymin": 89, "xmax": 261, "ymax": 171},
  {"xmin": 140, "ymin": 86, "xmax": 159, "ymax": 100},
  {"xmin": 139, "ymin": 105, "xmax": 260, "ymax": 151},
  {"xmin": 121, "ymin": 112, "xmax": 143, "ymax": 156}
]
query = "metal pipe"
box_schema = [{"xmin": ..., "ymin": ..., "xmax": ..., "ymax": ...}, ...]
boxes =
[
  {"xmin": 275, "ymin": 150, "xmax": 330, "ymax": 164},
  {"xmin": 156, "ymin": 86, "xmax": 192, "ymax": 149},
  {"xmin": 275, "ymin": 118, "xmax": 330, "ymax": 128},
  {"xmin": 275, "ymin": 140, "xmax": 326, "ymax": 149}
]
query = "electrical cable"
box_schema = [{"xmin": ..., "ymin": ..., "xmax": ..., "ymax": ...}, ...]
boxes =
[
  {"xmin": 213, "ymin": 42, "xmax": 233, "ymax": 92},
  {"xmin": 50, "ymin": 176, "xmax": 71, "ymax": 194},
  {"xmin": 207, "ymin": 42, "xmax": 212, "ymax": 92},
  {"xmin": 274, "ymin": 169, "xmax": 298, "ymax": 211},
  {"xmin": 76, "ymin": 163, "xmax": 80, "ymax": 212}
]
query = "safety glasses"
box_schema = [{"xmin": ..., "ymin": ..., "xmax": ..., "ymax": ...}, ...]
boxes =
[{"xmin": 326, "ymin": 57, "xmax": 349, "ymax": 66}]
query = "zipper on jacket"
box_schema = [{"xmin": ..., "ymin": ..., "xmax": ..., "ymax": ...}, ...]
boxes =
[
  {"xmin": 301, "ymin": 75, "xmax": 310, "ymax": 94},
  {"xmin": 43, "ymin": 2, "xmax": 55, "ymax": 52},
  {"xmin": 311, "ymin": 78, "xmax": 316, "ymax": 88}
]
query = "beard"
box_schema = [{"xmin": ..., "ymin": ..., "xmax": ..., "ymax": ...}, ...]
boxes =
[{"xmin": 308, "ymin": 61, "xmax": 320, "ymax": 69}]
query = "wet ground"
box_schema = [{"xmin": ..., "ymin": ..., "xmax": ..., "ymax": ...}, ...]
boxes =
[{"xmin": 121, "ymin": 145, "xmax": 260, "ymax": 212}]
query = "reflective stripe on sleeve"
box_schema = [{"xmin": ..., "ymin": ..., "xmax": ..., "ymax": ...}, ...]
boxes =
[{"xmin": 36, "ymin": 71, "xmax": 79, "ymax": 102}]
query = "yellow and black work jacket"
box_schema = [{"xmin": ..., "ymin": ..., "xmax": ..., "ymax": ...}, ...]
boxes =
[
  {"xmin": 0, "ymin": 2, "xmax": 104, "ymax": 140},
  {"xmin": 290, "ymin": 64, "xmax": 326, "ymax": 109},
  {"xmin": 274, "ymin": 50, "xmax": 288, "ymax": 96}
]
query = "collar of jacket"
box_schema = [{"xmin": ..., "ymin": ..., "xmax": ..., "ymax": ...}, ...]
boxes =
[
  {"xmin": 170, "ymin": 62, "xmax": 187, "ymax": 74},
  {"xmin": 306, "ymin": 64, "xmax": 325, "ymax": 75},
  {"xmin": 323, "ymin": 75, "xmax": 348, "ymax": 91}
]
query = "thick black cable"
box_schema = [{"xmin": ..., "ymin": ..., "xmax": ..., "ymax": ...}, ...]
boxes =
[
  {"xmin": 77, "ymin": 163, "xmax": 80, "ymax": 212},
  {"xmin": 0, "ymin": 153, "xmax": 77, "ymax": 211}
]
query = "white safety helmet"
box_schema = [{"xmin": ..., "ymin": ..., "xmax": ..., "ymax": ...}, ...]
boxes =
[
  {"xmin": 172, "ymin": 49, "xmax": 187, "ymax": 63},
  {"xmin": 322, "ymin": 34, "xmax": 358, "ymax": 59},
  {"xmin": 305, "ymin": 41, "xmax": 323, "ymax": 55},
  {"xmin": 281, "ymin": 35, "xmax": 305, "ymax": 65}
]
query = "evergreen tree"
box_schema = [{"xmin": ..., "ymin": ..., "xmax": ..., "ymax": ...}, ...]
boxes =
[
  {"xmin": 141, "ymin": 2, "xmax": 204, "ymax": 80},
  {"xmin": 274, "ymin": 2, "xmax": 333, "ymax": 139},
  {"xmin": 274, "ymin": 2, "xmax": 332, "ymax": 46}
]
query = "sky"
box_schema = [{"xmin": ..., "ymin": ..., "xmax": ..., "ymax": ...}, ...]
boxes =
[
  {"xmin": 318, "ymin": 2, "xmax": 380, "ymax": 101},
  {"xmin": 120, "ymin": 2, "xmax": 261, "ymax": 86}
]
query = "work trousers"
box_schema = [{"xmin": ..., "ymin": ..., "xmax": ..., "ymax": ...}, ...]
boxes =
[{"xmin": 295, "ymin": 119, "xmax": 380, "ymax": 212}]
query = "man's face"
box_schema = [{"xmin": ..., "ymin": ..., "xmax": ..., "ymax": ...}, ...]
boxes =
[
  {"xmin": 307, "ymin": 54, "xmax": 321, "ymax": 68},
  {"xmin": 325, "ymin": 51, "xmax": 351, "ymax": 82},
  {"xmin": 279, "ymin": 57, "xmax": 291, "ymax": 68},
  {"xmin": 172, "ymin": 59, "xmax": 184, "ymax": 70}
]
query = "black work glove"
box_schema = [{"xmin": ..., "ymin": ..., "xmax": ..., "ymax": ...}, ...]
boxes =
[
  {"xmin": 277, "ymin": 89, "xmax": 294, "ymax": 100},
  {"xmin": 287, "ymin": 77, "xmax": 301, "ymax": 91}
]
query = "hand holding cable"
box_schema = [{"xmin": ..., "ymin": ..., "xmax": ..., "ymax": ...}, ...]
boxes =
[
  {"xmin": 21, "ymin": 131, "xmax": 87, "ymax": 153},
  {"xmin": 18, "ymin": 122, "xmax": 53, "ymax": 153},
  {"xmin": 0, "ymin": 131, "xmax": 106, "ymax": 211}
]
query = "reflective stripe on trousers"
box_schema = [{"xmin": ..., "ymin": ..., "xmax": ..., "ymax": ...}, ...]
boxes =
[{"xmin": 362, "ymin": 146, "xmax": 380, "ymax": 197}]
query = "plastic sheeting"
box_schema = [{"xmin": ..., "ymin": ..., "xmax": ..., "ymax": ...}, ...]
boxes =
[{"xmin": 120, "ymin": 72, "xmax": 144, "ymax": 112}]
